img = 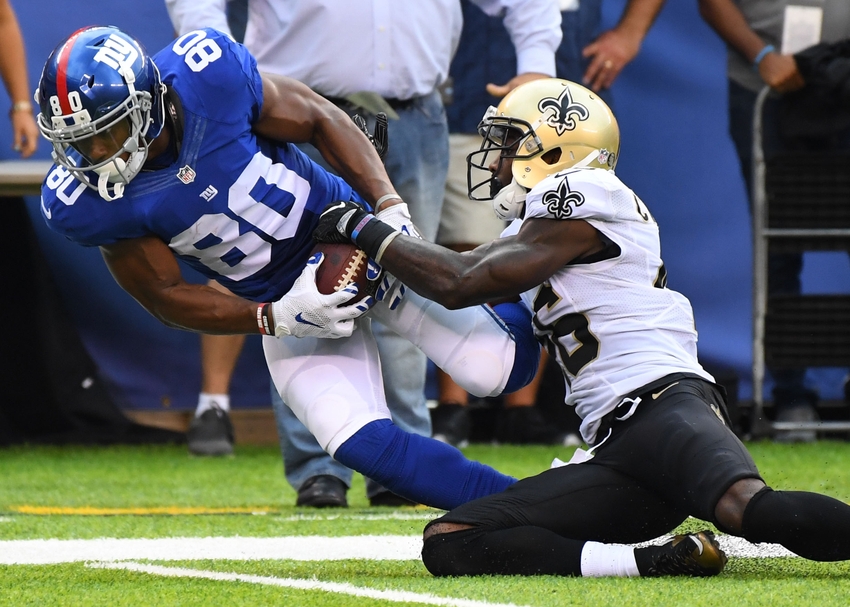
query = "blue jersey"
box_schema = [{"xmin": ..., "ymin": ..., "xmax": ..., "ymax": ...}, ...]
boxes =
[{"xmin": 40, "ymin": 29, "xmax": 361, "ymax": 302}]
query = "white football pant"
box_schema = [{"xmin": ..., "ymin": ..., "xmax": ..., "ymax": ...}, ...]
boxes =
[{"xmin": 263, "ymin": 291, "xmax": 516, "ymax": 456}]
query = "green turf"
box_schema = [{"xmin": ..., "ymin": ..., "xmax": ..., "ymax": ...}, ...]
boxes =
[{"xmin": 1, "ymin": 441, "xmax": 850, "ymax": 606}]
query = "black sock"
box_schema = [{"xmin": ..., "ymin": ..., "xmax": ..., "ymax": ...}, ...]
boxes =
[
  {"xmin": 742, "ymin": 487, "xmax": 850, "ymax": 561},
  {"xmin": 422, "ymin": 526, "xmax": 585, "ymax": 576}
]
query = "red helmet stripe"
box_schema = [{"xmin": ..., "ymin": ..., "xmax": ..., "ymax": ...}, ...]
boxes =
[{"xmin": 54, "ymin": 27, "xmax": 91, "ymax": 115}]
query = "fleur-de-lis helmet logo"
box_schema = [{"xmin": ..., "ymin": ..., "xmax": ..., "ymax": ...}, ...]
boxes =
[{"xmin": 538, "ymin": 87, "xmax": 590, "ymax": 136}]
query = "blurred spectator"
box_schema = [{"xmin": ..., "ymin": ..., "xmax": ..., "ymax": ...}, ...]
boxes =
[
  {"xmin": 0, "ymin": 0, "xmax": 37, "ymax": 157},
  {"xmin": 697, "ymin": 0, "xmax": 850, "ymax": 442},
  {"xmin": 431, "ymin": 0, "xmax": 666, "ymax": 448},
  {"xmin": 166, "ymin": 0, "xmax": 561, "ymax": 506}
]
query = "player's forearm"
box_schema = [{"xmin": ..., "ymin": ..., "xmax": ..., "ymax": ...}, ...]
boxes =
[
  {"xmin": 311, "ymin": 110, "xmax": 398, "ymax": 209},
  {"xmin": 138, "ymin": 283, "xmax": 262, "ymax": 335}
]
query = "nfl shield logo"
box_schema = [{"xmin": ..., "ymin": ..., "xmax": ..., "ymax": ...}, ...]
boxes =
[{"xmin": 176, "ymin": 165, "xmax": 196, "ymax": 184}]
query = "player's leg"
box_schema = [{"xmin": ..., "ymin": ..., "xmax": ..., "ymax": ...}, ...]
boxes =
[
  {"xmin": 594, "ymin": 377, "xmax": 850, "ymax": 562},
  {"xmin": 717, "ymin": 478, "xmax": 850, "ymax": 561},
  {"xmin": 421, "ymin": 461, "xmax": 726, "ymax": 577},
  {"xmin": 262, "ymin": 318, "xmax": 515, "ymax": 510},
  {"xmin": 369, "ymin": 290, "xmax": 539, "ymax": 399}
]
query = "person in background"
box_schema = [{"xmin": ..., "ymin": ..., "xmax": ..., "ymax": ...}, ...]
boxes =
[
  {"xmin": 697, "ymin": 0, "xmax": 850, "ymax": 442},
  {"xmin": 0, "ymin": 0, "xmax": 37, "ymax": 157},
  {"xmin": 165, "ymin": 0, "xmax": 562, "ymax": 506},
  {"xmin": 432, "ymin": 0, "xmax": 666, "ymax": 448}
]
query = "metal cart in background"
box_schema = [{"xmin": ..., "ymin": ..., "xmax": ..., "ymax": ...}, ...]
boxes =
[{"xmin": 750, "ymin": 86, "xmax": 850, "ymax": 437}]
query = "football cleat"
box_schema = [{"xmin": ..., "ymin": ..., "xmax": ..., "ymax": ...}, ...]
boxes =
[{"xmin": 642, "ymin": 530, "xmax": 728, "ymax": 577}]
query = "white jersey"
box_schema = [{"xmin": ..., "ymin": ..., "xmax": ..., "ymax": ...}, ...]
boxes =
[{"xmin": 504, "ymin": 168, "xmax": 713, "ymax": 444}]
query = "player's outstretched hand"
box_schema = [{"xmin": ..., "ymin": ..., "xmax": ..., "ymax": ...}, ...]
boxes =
[
  {"xmin": 312, "ymin": 200, "xmax": 371, "ymax": 244},
  {"xmin": 271, "ymin": 253, "xmax": 373, "ymax": 339}
]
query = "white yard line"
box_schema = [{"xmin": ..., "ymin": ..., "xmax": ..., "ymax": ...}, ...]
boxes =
[
  {"xmin": 0, "ymin": 535, "xmax": 421, "ymax": 565},
  {"xmin": 0, "ymin": 534, "xmax": 794, "ymax": 566},
  {"xmin": 89, "ymin": 561, "xmax": 528, "ymax": 607}
]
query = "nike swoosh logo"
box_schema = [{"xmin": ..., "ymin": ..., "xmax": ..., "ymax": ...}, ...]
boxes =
[
  {"xmin": 651, "ymin": 382, "xmax": 679, "ymax": 400},
  {"xmin": 321, "ymin": 201, "xmax": 347, "ymax": 218},
  {"xmin": 294, "ymin": 312, "xmax": 321, "ymax": 327},
  {"xmin": 41, "ymin": 197, "xmax": 52, "ymax": 219}
]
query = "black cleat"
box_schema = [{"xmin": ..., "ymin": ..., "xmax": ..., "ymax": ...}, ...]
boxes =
[
  {"xmin": 431, "ymin": 403, "xmax": 471, "ymax": 448},
  {"xmin": 187, "ymin": 404, "xmax": 234, "ymax": 456},
  {"xmin": 640, "ymin": 530, "xmax": 727, "ymax": 577},
  {"xmin": 296, "ymin": 475, "xmax": 348, "ymax": 508},
  {"xmin": 494, "ymin": 406, "xmax": 573, "ymax": 446}
]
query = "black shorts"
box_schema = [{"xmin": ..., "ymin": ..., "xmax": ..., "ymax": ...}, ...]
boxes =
[{"xmin": 431, "ymin": 376, "xmax": 761, "ymax": 541}]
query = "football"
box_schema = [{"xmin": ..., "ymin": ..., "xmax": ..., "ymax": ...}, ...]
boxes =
[{"xmin": 310, "ymin": 242, "xmax": 377, "ymax": 305}]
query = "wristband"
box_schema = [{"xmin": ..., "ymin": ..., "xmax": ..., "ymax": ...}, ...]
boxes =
[
  {"xmin": 350, "ymin": 215, "xmax": 399, "ymax": 261},
  {"xmin": 257, "ymin": 303, "xmax": 274, "ymax": 335},
  {"xmin": 375, "ymin": 193, "xmax": 402, "ymax": 210},
  {"xmin": 753, "ymin": 45, "xmax": 775, "ymax": 70},
  {"xmin": 8, "ymin": 101, "xmax": 31, "ymax": 117}
]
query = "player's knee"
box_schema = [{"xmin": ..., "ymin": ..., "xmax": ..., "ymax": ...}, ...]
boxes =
[
  {"xmin": 421, "ymin": 523, "xmax": 477, "ymax": 577},
  {"xmin": 444, "ymin": 350, "xmax": 511, "ymax": 397},
  {"xmin": 714, "ymin": 477, "xmax": 766, "ymax": 534}
]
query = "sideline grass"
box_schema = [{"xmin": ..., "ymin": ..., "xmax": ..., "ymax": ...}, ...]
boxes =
[{"xmin": 1, "ymin": 442, "xmax": 850, "ymax": 606}]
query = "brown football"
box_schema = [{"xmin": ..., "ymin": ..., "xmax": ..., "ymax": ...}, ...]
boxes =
[{"xmin": 310, "ymin": 242, "xmax": 376, "ymax": 305}]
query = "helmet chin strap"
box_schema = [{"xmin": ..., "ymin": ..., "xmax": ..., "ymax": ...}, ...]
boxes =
[
  {"xmin": 573, "ymin": 148, "xmax": 602, "ymax": 169},
  {"xmin": 95, "ymin": 164, "xmax": 126, "ymax": 201},
  {"xmin": 492, "ymin": 179, "xmax": 528, "ymax": 221}
]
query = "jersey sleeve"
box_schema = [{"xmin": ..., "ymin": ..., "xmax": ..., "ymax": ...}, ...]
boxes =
[
  {"xmin": 155, "ymin": 28, "xmax": 263, "ymax": 126},
  {"xmin": 523, "ymin": 168, "xmax": 620, "ymax": 224}
]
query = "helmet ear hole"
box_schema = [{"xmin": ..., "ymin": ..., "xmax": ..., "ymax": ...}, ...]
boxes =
[{"xmin": 541, "ymin": 148, "xmax": 561, "ymax": 165}]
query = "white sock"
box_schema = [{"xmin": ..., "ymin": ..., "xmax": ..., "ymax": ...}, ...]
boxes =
[
  {"xmin": 580, "ymin": 541, "xmax": 640, "ymax": 577},
  {"xmin": 195, "ymin": 393, "xmax": 230, "ymax": 418}
]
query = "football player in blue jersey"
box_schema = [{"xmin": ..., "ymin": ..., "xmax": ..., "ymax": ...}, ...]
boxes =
[{"xmin": 35, "ymin": 25, "xmax": 544, "ymax": 510}]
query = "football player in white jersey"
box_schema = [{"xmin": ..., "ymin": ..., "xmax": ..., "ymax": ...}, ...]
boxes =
[{"xmin": 315, "ymin": 78, "xmax": 850, "ymax": 576}]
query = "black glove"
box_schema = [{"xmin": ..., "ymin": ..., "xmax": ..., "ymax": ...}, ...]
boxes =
[
  {"xmin": 352, "ymin": 112, "xmax": 389, "ymax": 160},
  {"xmin": 312, "ymin": 200, "xmax": 398, "ymax": 261},
  {"xmin": 312, "ymin": 200, "xmax": 371, "ymax": 244}
]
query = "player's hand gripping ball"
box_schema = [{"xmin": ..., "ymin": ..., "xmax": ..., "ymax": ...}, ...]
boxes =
[{"xmin": 310, "ymin": 242, "xmax": 382, "ymax": 306}]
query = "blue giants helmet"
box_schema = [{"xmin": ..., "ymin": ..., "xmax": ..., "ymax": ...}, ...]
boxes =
[{"xmin": 35, "ymin": 26, "xmax": 166, "ymax": 200}]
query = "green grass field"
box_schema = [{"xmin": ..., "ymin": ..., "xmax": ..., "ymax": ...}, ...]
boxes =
[{"xmin": 2, "ymin": 442, "xmax": 850, "ymax": 606}]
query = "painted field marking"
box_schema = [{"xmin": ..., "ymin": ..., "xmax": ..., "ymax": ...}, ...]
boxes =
[
  {"xmin": 0, "ymin": 534, "xmax": 795, "ymax": 566},
  {"xmin": 10, "ymin": 506, "xmax": 440, "ymax": 520},
  {"xmin": 90, "ymin": 561, "xmax": 529, "ymax": 607},
  {"xmin": 0, "ymin": 535, "xmax": 422, "ymax": 565}
]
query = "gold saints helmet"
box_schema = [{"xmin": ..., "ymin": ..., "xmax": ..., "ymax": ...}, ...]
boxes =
[{"xmin": 468, "ymin": 78, "xmax": 620, "ymax": 201}]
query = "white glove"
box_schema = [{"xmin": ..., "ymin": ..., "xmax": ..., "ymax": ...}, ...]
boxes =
[
  {"xmin": 374, "ymin": 202, "xmax": 421, "ymax": 309},
  {"xmin": 271, "ymin": 253, "xmax": 373, "ymax": 339}
]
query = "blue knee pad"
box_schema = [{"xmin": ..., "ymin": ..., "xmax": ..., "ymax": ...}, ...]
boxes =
[
  {"xmin": 491, "ymin": 301, "xmax": 540, "ymax": 393},
  {"xmin": 334, "ymin": 419, "xmax": 516, "ymax": 510}
]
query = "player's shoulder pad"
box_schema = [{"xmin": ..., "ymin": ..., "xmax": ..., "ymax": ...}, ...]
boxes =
[
  {"xmin": 155, "ymin": 28, "xmax": 262, "ymax": 124},
  {"xmin": 40, "ymin": 166, "xmax": 144, "ymax": 247},
  {"xmin": 524, "ymin": 168, "xmax": 621, "ymax": 222}
]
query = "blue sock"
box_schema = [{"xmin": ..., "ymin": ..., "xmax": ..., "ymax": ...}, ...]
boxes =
[
  {"xmin": 334, "ymin": 419, "xmax": 516, "ymax": 510},
  {"xmin": 491, "ymin": 301, "xmax": 540, "ymax": 393}
]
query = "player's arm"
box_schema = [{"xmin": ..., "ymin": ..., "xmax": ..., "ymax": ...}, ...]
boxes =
[
  {"xmin": 101, "ymin": 236, "xmax": 369, "ymax": 338},
  {"xmin": 314, "ymin": 201, "xmax": 603, "ymax": 308},
  {"xmin": 100, "ymin": 236, "xmax": 260, "ymax": 334},
  {"xmin": 253, "ymin": 73, "xmax": 400, "ymax": 212}
]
